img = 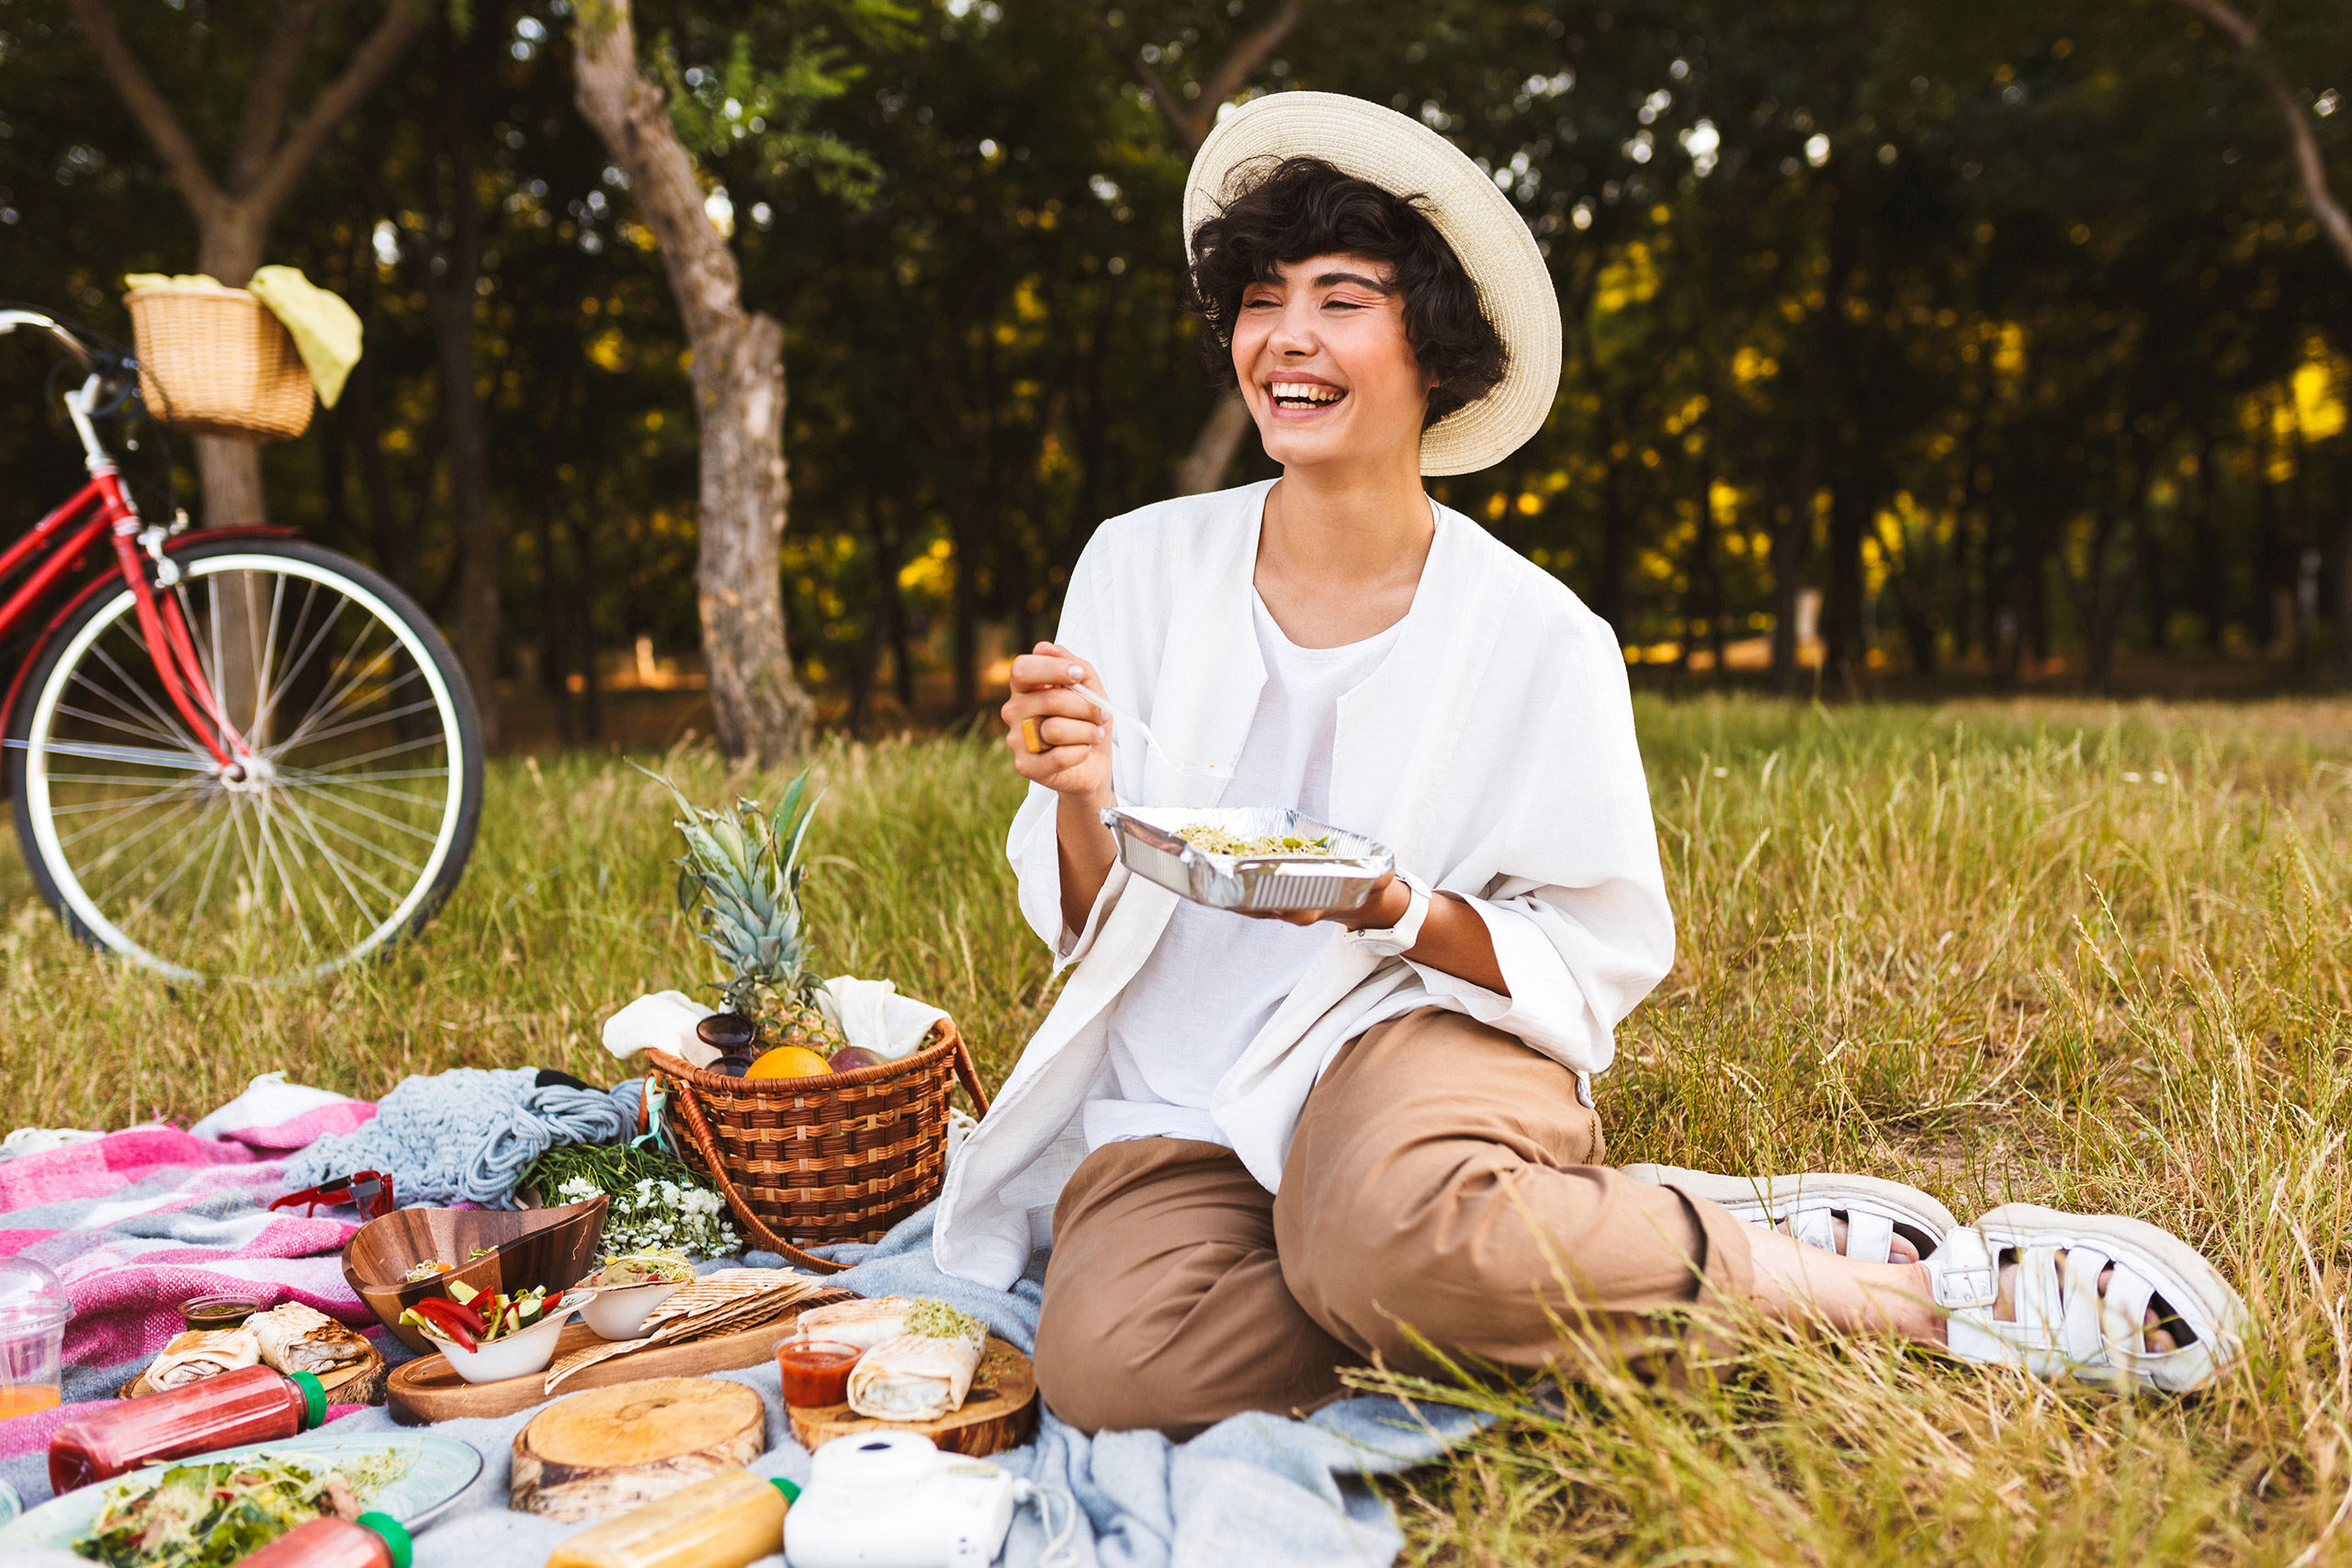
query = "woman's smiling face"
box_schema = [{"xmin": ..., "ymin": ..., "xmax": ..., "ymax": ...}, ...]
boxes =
[{"xmin": 1231, "ymin": 253, "xmax": 1437, "ymax": 473}]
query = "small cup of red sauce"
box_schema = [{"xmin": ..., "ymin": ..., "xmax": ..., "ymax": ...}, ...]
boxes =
[{"xmin": 775, "ymin": 1338, "xmax": 862, "ymax": 1408}]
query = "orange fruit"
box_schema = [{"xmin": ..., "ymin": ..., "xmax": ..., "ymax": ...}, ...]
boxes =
[{"xmin": 745, "ymin": 1045, "xmax": 834, "ymax": 1079}]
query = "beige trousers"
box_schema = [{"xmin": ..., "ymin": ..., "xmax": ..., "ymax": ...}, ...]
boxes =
[{"xmin": 1034, "ymin": 1007, "xmax": 1757, "ymax": 1437}]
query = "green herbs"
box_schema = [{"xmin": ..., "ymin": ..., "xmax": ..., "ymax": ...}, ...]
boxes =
[
  {"xmin": 526, "ymin": 1142, "xmax": 741, "ymax": 1258},
  {"xmin": 903, "ymin": 1298, "xmax": 985, "ymax": 1344},
  {"xmin": 75, "ymin": 1452, "xmax": 412, "ymax": 1568},
  {"xmin": 1174, "ymin": 825, "xmax": 1335, "ymax": 857}
]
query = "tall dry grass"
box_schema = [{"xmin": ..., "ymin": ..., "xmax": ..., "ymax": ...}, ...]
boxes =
[{"xmin": 2, "ymin": 696, "xmax": 2346, "ymax": 1564}]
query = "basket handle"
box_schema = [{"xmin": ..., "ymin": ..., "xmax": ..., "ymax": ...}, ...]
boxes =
[
  {"xmin": 659, "ymin": 1066, "xmax": 848, "ymax": 1274},
  {"xmin": 945, "ymin": 1026, "xmax": 990, "ymax": 1119}
]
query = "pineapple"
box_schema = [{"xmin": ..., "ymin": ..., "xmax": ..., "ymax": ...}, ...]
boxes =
[{"xmin": 650, "ymin": 767, "xmax": 847, "ymax": 1056}]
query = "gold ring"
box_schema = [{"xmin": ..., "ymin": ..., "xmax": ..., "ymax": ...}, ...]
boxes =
[{"xmin": 1021, "ymin": 717, "xmax": 1044, "ymax": 754}]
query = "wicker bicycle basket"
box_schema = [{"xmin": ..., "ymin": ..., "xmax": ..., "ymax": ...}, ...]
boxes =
[
  {"xmin": 122, "ymin": 285, "xmax": 314, "ymax": 443},
  {"xmin": 644, "ymin": 1019, "xmax": 989, "ymax": 1273}
]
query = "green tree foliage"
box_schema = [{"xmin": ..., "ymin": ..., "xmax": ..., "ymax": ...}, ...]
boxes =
[{"xmin": 2, "ymin": 0, "xmax": 2346, "ymax": 728}]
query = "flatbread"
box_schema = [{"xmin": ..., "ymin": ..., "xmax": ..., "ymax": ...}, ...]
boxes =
[{"xmin": 541, "ymin": 1269, "xmax": 833, "ymax": 1393}]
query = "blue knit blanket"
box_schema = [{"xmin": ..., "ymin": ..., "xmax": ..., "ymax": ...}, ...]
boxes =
[{"xmin": 281, "ymin": 1067, "xmax": 629, "ymax": 1208}]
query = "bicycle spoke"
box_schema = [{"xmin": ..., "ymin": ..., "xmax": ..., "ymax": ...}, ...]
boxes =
[
  {"xmin": 275, "ymin": 788, "xmax": 404, "ymax": 919},
  {"xmin": 56, "ymin": 777, "xmax": 210, "ymax": 852},
  {"xmin": 53, "ymin": 695, "xmax": 194, "ymax": 750},
  {"xmin": 23, "ymin": 553, "xmax": 473, "ymax": 981},
  {"xmin": 75, "ymin": 644, "xmax": 207, "ymax": 752},
  {"xmin": 277, "ymin": 635, "xmax": 398, "ymax": 751},
  {"xmin": 248, "ymin": 585, "xmax": 341, "ymax": 739},
  {"xmin": 303, "ymin": 734, "xmax": 451, "ymax": 773},
  {"xmin": 275, "ymin": 770, "xmax": 448, "ymax": 810}
]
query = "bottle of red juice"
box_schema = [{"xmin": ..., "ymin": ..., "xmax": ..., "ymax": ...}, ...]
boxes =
[{"xmin": 49, "ymin": 1362, "xmax": 328, "ymax": 1493}]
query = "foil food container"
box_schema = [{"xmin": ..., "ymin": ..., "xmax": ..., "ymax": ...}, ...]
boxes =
[{"xmin": 1101, "ymin": 807, "xmax": 1394, "ymax": 913}]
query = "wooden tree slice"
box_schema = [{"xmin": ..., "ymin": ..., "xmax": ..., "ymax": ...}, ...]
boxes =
[
  {"xmin": 786, "ymin": 1337, "xmax": 1036, "ymax": 1459},
  {"xmin": 511, "ymin": 1377, "xmax": 765, "ymax": 1523}
]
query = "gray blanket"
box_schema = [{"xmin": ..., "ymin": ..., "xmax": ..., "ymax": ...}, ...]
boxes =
[{"xmin": 330, "ymin": 1205, "xmax": 1487, "ymax": 1568}]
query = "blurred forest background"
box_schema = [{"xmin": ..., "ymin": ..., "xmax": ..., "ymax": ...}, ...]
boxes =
[{"xmin": 2, "ymin": 0, "xmax": 2348, "ymax": 750}]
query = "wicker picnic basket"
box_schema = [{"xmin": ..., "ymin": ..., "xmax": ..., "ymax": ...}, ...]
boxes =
[
  {"xmin": 643, "ymin": 1018, "xmax": 989, "ymax": 1273},
  {"xmin": 122, "ymin": 284, "xmax": 314, "ymax": 442}
]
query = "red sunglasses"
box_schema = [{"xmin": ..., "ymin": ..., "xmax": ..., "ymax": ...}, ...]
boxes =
[{"xmin": 269, "ymin": 1170, "xmax": 395, "ymax": 1220}]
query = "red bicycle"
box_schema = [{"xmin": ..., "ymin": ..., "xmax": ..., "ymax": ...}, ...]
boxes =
[{"xmin": 1, "ymin": 307, "xmax": 482, "ymax": 981}]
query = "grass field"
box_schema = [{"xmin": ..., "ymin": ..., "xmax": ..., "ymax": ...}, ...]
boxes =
[{"xmin": 5, "ymin": 695, "xmax": 2349, "ymax": 1564}]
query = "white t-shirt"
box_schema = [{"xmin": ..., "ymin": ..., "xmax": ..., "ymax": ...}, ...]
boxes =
[{"xmin": 1082, "ymin": 592, "xmax": 1405, "ymax": 1150}]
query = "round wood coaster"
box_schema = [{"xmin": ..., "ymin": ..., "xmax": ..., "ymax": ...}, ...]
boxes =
[
  {"xmin": 786, "ymin": 1337, "xmax": 1037, "ymax": 1459},
  {"xmin": 511, "ymin": 1377, "xmax": 765, "ymax": 1523}
]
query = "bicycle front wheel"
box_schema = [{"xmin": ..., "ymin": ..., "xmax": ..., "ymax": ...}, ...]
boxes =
[{"xmin": 6, "ymin": 538, "xmax": 483, "ymax": 981}]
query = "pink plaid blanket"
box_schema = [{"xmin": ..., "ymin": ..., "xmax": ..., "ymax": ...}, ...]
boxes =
[{"xmin": 0, "ymin": 1091, "xmax": 379, "ymax": 1462}]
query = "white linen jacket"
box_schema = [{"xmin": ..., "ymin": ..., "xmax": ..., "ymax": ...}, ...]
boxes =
[{"xmin": 932, "ymin": 479, "xmax": 1675, "ymax": 1289}]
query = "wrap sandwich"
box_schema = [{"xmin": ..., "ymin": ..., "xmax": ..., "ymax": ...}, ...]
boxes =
[
  {"xmin": 844, "ymin": 1300, "xmax": 988, "ymax": 1422},
  {"xmin": 794, "ymin": 1295, "xmax": 915, "ymax": 1352},
  {"xmin": 247, "ymin": 1302, "xmax": 369, "ymax": 1375},
  {"xmin": 143, "ymin": 1326, "xmax": 261, "ymax": 1391}
]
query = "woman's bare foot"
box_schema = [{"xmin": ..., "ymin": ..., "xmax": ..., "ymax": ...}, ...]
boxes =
[
  {"xmin": 1992, "ymin": 1249, "xmax": 2179, "ymax": 1353},
  {"xmin": 1796, "ymin": 1214, "xmax": 1923, "ymax": 1266}
]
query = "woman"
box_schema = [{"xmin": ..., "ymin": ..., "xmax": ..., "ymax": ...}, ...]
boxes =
[{"xmin": 936, "ymin": 93, "xmax": 2247, "ymax": 1437}]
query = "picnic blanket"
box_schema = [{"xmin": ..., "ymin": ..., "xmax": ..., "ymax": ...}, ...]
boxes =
[
  {"xmin": 0, "ymin": 1081, "xmax": 380, "ymax": 1496},
  {"xmin": 289, "ymin": 1208, "xmax": 1488, "ymax": 1568},
  {"xmin": 3, "ymin": 1086, "xmax": 1489, "ymax": 1566}
]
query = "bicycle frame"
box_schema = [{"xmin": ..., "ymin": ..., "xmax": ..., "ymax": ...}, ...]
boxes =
[{"xmin": 0, "ymin": 309, "xmax": 248, "ymax": 771}]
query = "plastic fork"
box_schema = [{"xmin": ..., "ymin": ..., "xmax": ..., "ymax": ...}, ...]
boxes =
[{"xmin": 1060, "ymin": 682, "xmax": 1225, "ymax": 777}]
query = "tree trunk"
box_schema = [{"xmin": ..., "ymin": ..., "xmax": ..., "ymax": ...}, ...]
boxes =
[
  {"xmin": 571, "ymin": 0, "xmax": 811, "ymax": 764},
  {"xmin": 428, "ymin": 15, "xmax": 502, "ymax": 746},
  {"xmin": 1173, "ymin": 391, "xmax": 1254, "ymax": 495}
]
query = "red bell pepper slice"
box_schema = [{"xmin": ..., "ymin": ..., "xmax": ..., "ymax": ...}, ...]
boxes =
[
  {"xmin": 412, "ymin": 1297, "xmax": 478, "ymax": 1351},
  {"xmin": 441, "ymin": 1295, "xmax": 490, "ymax": 1337}
]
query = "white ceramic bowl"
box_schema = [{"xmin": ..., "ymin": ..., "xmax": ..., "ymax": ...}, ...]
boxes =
[
  {"xmin": 579, "ymin": 1279, "xmax": 686, "ymax": 1341},
  {"xmin": 426, "ymin": 1290, "xmax": 593, "ymax": 1384}
]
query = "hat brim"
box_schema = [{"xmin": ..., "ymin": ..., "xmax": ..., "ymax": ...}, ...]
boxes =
[{"xmin": 1182, "ymin": 92, "xmax": 1563, "ymax": 479}]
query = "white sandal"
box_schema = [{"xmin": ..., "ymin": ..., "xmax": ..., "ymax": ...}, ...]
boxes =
[
  {"xmin": 1623, "ymin": 1164, "xmax": 1956, "ymax": 1264},
  {"xmin": 1926, "ymin": 1203, "xmax": 2251, "ymax": 1393}
]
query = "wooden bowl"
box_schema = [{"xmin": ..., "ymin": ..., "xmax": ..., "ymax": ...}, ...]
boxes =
[{"xmin": 343, "ymin": 1195, "xmax": 608, "ymax": 1353}]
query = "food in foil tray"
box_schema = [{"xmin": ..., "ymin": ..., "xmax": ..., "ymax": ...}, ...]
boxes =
[
  {"xmin": 74, "ymin": 1450, "xmax": 413, "ymax": 1568},
  {"xmin": 1173, "ymin": 824, "xmax": 1336, "ymax": 856}
]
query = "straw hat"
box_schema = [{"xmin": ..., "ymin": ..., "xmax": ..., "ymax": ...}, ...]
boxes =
[{"xmin": 1182, "ymin": 91, "xmax": 1563, "ymax": 478}]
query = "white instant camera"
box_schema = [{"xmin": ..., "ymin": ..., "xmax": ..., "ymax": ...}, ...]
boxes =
[{"xmin": 784, "ymin": 1430, "xmax": 1018, "ymax": 1568}]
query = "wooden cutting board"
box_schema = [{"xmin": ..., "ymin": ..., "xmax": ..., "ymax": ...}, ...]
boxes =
[
  {"xmin": 786, "ymin": 1337, "xmax": 1036, "ymax": 1459},
  {"xmin": 386, "ymin": 1296, "xmax": 847, "ymax": 1425},
  {"xmin": 511, "ymin": 1378, "xmax": 764, "ymax": 1522}
]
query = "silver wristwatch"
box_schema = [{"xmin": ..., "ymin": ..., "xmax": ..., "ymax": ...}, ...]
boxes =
[{"xmin": 1349, "ymin": 871, "xmax": 1432, "ymax": 958}]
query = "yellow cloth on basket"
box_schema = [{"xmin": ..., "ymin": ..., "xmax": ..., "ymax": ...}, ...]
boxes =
[{"xmin": 121, "ymin": 267, "xmax": 364, "ymax": 409}]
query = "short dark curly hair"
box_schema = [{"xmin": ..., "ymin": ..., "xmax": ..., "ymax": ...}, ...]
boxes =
[{"xmin": 1187, "ymin": 155, "xmax": 1509, "ymax": 429}]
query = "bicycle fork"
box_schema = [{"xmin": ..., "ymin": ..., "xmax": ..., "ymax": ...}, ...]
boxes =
[{"xmin": 102, "ymin": 485, "xmax": 253, "ymax": 774}]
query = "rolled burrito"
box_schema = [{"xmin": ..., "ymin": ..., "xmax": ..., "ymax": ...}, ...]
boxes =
[
  {"xmin": 248, "ymin": 1302, "xmax": 368, "ymax": 1374},
  {"xmin": 845, "ymin": 1301, "xmax": 987, "ymax": 1422},
  {"xmin": 794, "ymin": 1295, "xmax": 914, "ymax": 1352},
  {"xmin": 145, "ymin": 1326, "xmax": 261, "ymax": 1391}
]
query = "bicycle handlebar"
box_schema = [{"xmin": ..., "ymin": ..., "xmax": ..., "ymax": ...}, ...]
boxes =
[{"xmin": 0, "ymin": 308, "xmax": 106, "ymax": 372}]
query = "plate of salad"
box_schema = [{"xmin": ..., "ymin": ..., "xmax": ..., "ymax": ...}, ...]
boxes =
[{"xmin": 0, "ymin": 1429, "xmax": 482, "ymax": 1566}]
